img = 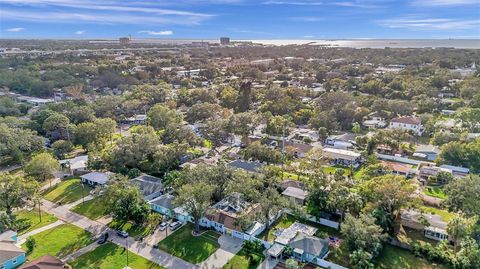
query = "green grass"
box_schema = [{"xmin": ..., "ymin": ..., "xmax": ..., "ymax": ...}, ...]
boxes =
[
  {"xmin": 258, "ymin": 214, "xmax": 341, "ymax": 242},
  {"xmin": 423, "ymin": 186, "xmax": 448, "ymax": 199},
  {"xmin": 109, "ymin": 220, "xmax": 152, "ymax": 238},
  {"xmin": 15, "ymin": 210, "xmax": 58, "ymax": 235},
  {"xmin": 70, "ymin": 242, "xmax": 164, "ymax": 269},
  {"xmin": 22, "ymin": 224, "xmax": 93, "ymax": 260},
  {"xmin": 377, "ymin": 245, "xmax": 448, "ymax": 269},
  {"xmin": 43, "ymin": 178, "xmax": 93, "ymax": 204},
  {"xmin": 222, "ymin": 248, "xmax": 264, "ymax": 269},
  {"xmin": 323, "ymin": 166, "xmax": 353, "ymax": 176},
  {"xmin": 158, "ymin": 223, "xmax": 220, "ymax": 264},
  {"xmin": 282, "ymin": 172, "xmax": 309, "ymax": 181},
  {"xmin": 420, "ymin": 206, "xmax": 456, "ymax": 222},
  {"xmin": 71, "ymin": 196, "xmax": 108, "ymax": 220}
]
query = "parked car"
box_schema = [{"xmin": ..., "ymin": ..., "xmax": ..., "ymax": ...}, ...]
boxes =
[
  {"xmin": 159, "ymin": 222, "xmax": 168, "ymax": 231},
  {"xmin": 117, "ymin": 230, "xmax": 129, "ymax": 238},
  {"xmin": 169, "ymin": 221, "xmax": 182, "ymax": 231},
  {"xmin": 98, "ymin": 232, "xmax": 109, "ymax": 244}
]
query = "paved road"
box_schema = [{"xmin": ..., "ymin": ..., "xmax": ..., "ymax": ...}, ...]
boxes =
[
  {"xmin": 41, "ymin": 199, "xmax": 198, "ymax": 269},
  {"xmin": 198, "ymin": 235, "xmax": 243, "ymax": 269}
]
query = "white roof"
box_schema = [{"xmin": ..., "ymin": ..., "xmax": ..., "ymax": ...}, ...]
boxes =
[
  {"xmin": 275, "ymin": 222, "xmax": 317, "ymax": 245},
  {"xmin": 80, "ymin": 172, "xmax": 112, "ymax": 185},
  {"xmin": 323, "ymin": 147, "xmax": 361, "ymax": 161},
  {"xmin": 267, "ymin": 243, "xmax": 285, "ymax": 257},
  {"xmin": 282, "ymin": 187, "xmax": 308, "ymax": 201}
]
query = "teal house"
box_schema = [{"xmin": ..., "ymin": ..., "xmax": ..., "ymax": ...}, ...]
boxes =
[
  {"xmin": 0, "ymin": 231, "xmax": 26, "ymax": 269},
  {"xmin": 149, "ymin": 194, "xmax": 193, "ymax": 223}
]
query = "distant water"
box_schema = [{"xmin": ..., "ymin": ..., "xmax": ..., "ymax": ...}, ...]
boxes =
[{"xmin": 242, "ymin": 39, "xmax": 480, "ymax": 49}]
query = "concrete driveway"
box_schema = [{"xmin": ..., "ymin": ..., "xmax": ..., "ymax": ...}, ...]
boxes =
[{"xmin": 198, "ymin": 234, "xmax": 243, "ymax": 269}]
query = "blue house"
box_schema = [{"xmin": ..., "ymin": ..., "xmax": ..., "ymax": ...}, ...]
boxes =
[
  {"xmin": 0, "ymin": 231, "xmax": 26, "ymax": 269},
  {"xmin": 149, "ymin": 194, "xmax": 193, "ymax": 223}
]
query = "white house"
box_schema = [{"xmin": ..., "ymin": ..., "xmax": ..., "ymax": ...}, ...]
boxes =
[
  {"xmin": 388, "ymin": 116, "xmax": 423, "ymax": 135},
  {"xmin": 80, "ymin": 172, "xmax": 112, "ymax": 186},
  {"xmin": 199, "ymin": 192, "xmax": 265, "ymax": 240}
]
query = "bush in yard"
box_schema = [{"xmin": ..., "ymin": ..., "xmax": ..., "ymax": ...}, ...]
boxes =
[
  {"xmin": 243, "ymin": 239, "xmax": 264, "ymax": 255},
  {"xmin": 25, "ymin": 237, "xmax": 36, "ymax": 253},
  {"xmin": 285, "ymin": 258, "xmax": 298, "ymax": 269}
]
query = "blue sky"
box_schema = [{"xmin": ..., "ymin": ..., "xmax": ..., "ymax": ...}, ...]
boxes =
[{"xmin": 1, "ymin": 0, "xmax": 479, "ymax": 39}]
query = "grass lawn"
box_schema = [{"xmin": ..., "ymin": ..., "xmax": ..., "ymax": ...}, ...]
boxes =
[
  {"xmin": 43, "ymin": 178, "xmax": 92, "ymax": 204},
  {"xmin": 158, "ymin": 223, "xmax": 220, "ymax": 264},
  {"xmin": 395, "ymin": 227, "xmax": 439, "ymax": 247},
  {"xmin": 71, "ymin": 195, "xmax": 108, "ymax": 220},
  {"xmin": 258, "ymin": 214, "xmax": 341, "ymax": 242},
  {"xmin": 109, "ymin": 220, "xmax": 152, "ymax": 238},
  {"xmin": 420, "ymin": 206, "xmax": 456, "ymax": 222},
  {"xmin": 222, "ymin": 248, "xmax": 264, "ymax": 269},
  {"xmin": 15, "ymin": 210, "xmax": 58, "ymax": 235},
  {"xmin": 423, "ymin": 186, "xmax": 447, "ymax": 199},
  {"xmin": 282, "ymin": 171, "xmax": 309, "ymax": 182},
  {"xmin": 22, "ymin": 224, "xmax": 93, "ymax": 260},
  {"xmin": 377, "ymin": 245, "xmax": 448, "ymax": 269},
  {"xmin": 70, "ymin": 242, "xmax": 164, "ymax": 269},
  {"xmin": 323, "ymin": 166, "xmax": 353, "ymax": 177}
]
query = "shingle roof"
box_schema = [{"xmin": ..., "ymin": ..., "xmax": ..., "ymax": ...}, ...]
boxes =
[
  {"xmin": 0, "ymin": 242, "xmax": 24, "ymax": 264},
  {"xmin": 130, "ymin": 175, "xmax": 163, "ymax": 197},
  {"xmin": 20, "ymin": 255, "xmax": 65, "ymax": 269},
  {"xmin": 80, "ymin": 172, "xmax": 112, "ymax": 185},
  {"xmin": 288, "ymin": 233, "xmax": 329, "ymax": 257},
  {"xmin": 150, "ymin": 194, "xmax": 175, "ymax": 209},
  {"xmin": 228, "ymin": 160, "xmax": 265, "ymax": 173},
  {"xmin": 282, "ymin": 187, "xmax": 308, "ymax": 201}
]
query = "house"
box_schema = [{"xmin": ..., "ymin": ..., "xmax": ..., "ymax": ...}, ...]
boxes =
[
  {"xmin": 418, "ymin": 165, "xmax": 452, "ymax": 183},
  {"xmin": 267, "ymin": 222, "xmax": 329, "ymax": 264},
  {"xmin": 322, "ymin": 148, "xmax": 361, "ymax": 168},
  {"xmin": 130, "ymin": 174, "xmax": 164, "ymax": 201},
  {"xmin": 282, "ymin": 187, "xmax": 309, "ymax": 205},
  {"xmin": 124, "ymin": 114, "xmax": 146, "ymax": 125},
  {"xmin": 401, "ymin": 210, "xmax": 449, "ymax": 242},
  {"xmin": 414, "ymin": 145, "xmax": 440, "ymax": 161},
  {"xmin": 19, "ymin": 255, "xmax": 68, "ymax": 269},
  {"xmin": 362, "ymin": 113, "xmax": 387, "ymax": 129},
  {"xmin": 59, "ymin": 155, "xmax": 88, "ymax": 176},
  {"xmin": 439, "ymin": 165, "xmax": 470, "ymax": 177},
  {"xmin": 200, "ymin": 192, "xmax": 265, "ymax": 240},
  {"xmin": 380, "ymin": 160, "xmax": 413, "ymax": 177},
  {"xmin": 0, "ymin": 231, "xmax": 26, "ymax": 269},
  {"xmin": 388, "ymin": 116, "xmax": 423, "ymax": 135},
  {"xmin": 80, "ymin": 172, "xmax": 112, "ymax": 186},
  {"xmin": 227, "ymin": 160, "xmax": 265, "ymax": 173},
  {"xmin": 288, "ymin": 128, "xmax": 319, "ymax": 143},
  {"xmin": 149, "ymin": 194, "xmax": 193, "ymax": 223},
  {"xmin": 284, "ymin": 141, "xmax": 313, "ymax": 158},
  {"xmin": 324, "ymin": 133, "xmax": 356, "ymax": 149}
]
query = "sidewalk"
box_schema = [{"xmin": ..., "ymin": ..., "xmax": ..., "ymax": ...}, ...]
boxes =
[
  {"xmin": 40, "ymin": 199, "xmax": 198, "ymax": 269},
  {"xmin": 17, "ymin": 220, "xmax": 65, "ymax": 245}
]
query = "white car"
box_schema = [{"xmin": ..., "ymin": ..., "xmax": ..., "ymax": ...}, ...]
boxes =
[
  {"xmin": 169, "ymin": 221, "xmax": 182, "ymax": 231},
  {"xmin": 159, "ymin": 222, "xmax": 168, "ymax": 231}
]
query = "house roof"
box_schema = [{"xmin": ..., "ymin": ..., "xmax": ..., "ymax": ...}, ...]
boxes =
[
  {"xmin": 0, "ymin": 241, "xmax": 25, "ymax": 263},
  {"xmin": 282, "ymin": 187, "xmax": 308, "ymax": 201},
  {"xmin": 59, "ymin": 155, "xmax": 88, "ymax": 170},
  {"xmin": 20, "ymin": 255, "xmax": 65, "ymax": 269},
  {"xmin": 0, "ymin": 230, "xmax": 16, "ymax": 242},
  {"xmin": 150, "ymin": 194, "xmax": 175, "ymax": 210},
  {"xmin": 380, "ymin": 161, "xmax": 412, "ymax": 174},
  {"xmin": 80, "ymin": 172, "xmax": 112, "ymax": 185},
  {"xmin": 322, "ymin": 148, "xmax": 361, "ymax": 161},
  {"xmin": 415, "ymin": 145, "xmax": 440, "ymax": 154},
  {"xmin": 130, "ymin": 175, "xmax": 163, "ymax": 198},
  {"xmin": 208, "ymin": 192, "xmax": 260, "ymax": 231},
  {"xmin": 279, "ymin": 179, "xmax": 305, "ymax": 190},
  {"xmin": 284, "ymin": 141, "xmax": 313, "ymax": 155},
  {"xmin": 439, "ymin": 165, "xmax": 470, "ymax": 174},
  {"xmin": 390, "ymin": 116, "xmax": 421, "ymax": 125},
  {"xmin": 288, "ymin": 233, "xmax": 329, "ymax": 257},
  {"xmin": 401, "ymin": 209, "xmax": 447, "ymax": 229},
  {"xmin": 228, "ymin": 160, "xmax": 265, "ymax": 173},
  {"xmin": 275, "ymin": 222, "xmax": 317, "ymax": 245}
]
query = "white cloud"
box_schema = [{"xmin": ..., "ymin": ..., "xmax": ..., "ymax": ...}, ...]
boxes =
[
  {"xmin": 0, "ymin": 0, "xmax": 214, "ymax": 25},
  {"xmin": 303, "ymin": 35, "xmax": 314, "ymax": 38},
  {"xmin": 378, "ymin": 17, "xmax": 480, "ymax": 30},
  {"xmin": 6, "ymin": 27, "xmax": 24, "ymax": 32},
  {"xmin": 75, "ymin": 30, "xmax": 86, "ymax": 34},
  {"xmin": 138, "ymin": 30, "xmax": 173, "ymax": 35},
  {"xmin": 411, "ymin": 0, "xmax": 480, "ymax": 6}
]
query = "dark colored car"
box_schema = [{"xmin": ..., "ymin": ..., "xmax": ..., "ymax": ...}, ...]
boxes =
[
  {"xmin": 117, "ymin": 230, "xmax": 129, "ymax": 238},
  {"xmin": 98, "ymin": 232, "xmax": 109, "ymax": 244}
]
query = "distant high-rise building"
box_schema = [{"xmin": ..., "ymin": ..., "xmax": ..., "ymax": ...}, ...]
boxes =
[
  {"xmin": 119, "ymin": 37, "xmax": 130, "ymax": 45},
  {"xmin": 220, "ymin": 37, "xmax": 230, "ymax": 45}
]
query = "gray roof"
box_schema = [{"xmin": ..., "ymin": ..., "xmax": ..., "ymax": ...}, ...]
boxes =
[
  {"xmin": 415, "ymin": 145, "xmax": 440, "ymax": 154},
  {"xmin": 439, "ymin": 165, "xmax": 470, "ymax": 174},
  {"xmin": 228, "ymin": 160, "xmax": 265, "ymax": 173},
  {"xmin": 282, "ymin": 187, "xmax": 308, "ymax": 201},
  {"xmin": 130, "ymin": 175, "xmax": 163, "ymax": 197},
  {"xmin": 150, "ymin": 194, "xmax": 175, "ymax": 210},
  {"xmin": 0, "ymin": 230, "xmax": 16, "ymax": 242},
  {"xmin": 80, "ymin": 172, "xmax": 112, "ymax": 185},
  {"xmin": 0, "ymin": 241, "xmax": 24, "ymax": 263},
  {"xmin": 288, "ymin": 233, "xmax": 329, "ymax": 257},
  {"xmin": 134, "ymin": 174, "xmax": 162, "ymax": 183},
  {"xmin": 213, "ymin": 192, "xmax": 250, "ymax": 214}
]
